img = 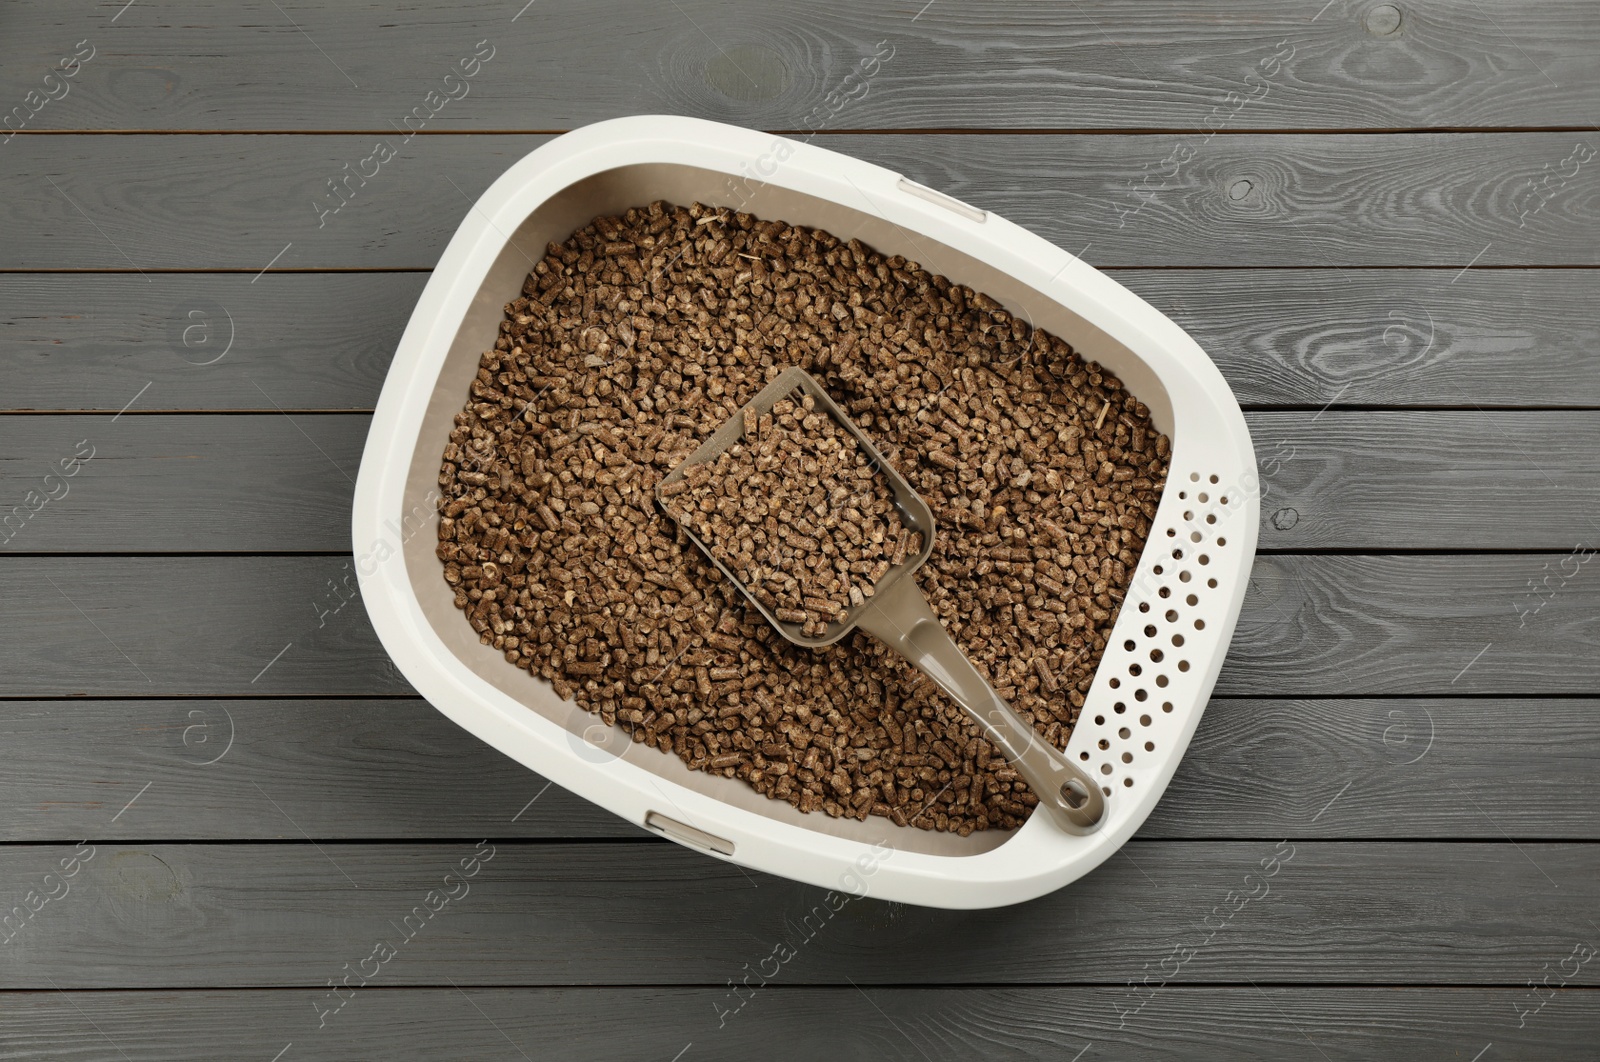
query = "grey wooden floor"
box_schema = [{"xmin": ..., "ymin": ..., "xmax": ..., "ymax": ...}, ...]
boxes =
[{"xmin": 3, "ymin": 1, "xmax": 1598, "ymax": 1058}]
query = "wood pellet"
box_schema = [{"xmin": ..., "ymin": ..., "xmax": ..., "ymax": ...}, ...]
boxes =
[
  {"xmin": 436, "ymin": 200, "xmax": 1170, "ymax": 835},
  {"xmin": 660, "ymin": 390, "xmax": 923, "ymax": 638}
]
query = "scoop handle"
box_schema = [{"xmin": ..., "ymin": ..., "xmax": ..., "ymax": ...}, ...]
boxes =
[{"xmin": 856, "ymin": 576, "xmax": 1106, "ymax": 832}]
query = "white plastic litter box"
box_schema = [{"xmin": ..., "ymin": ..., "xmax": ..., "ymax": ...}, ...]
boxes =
[{"xmin": 353, "ymin": 115, "xmax": 1259, "ymax": 909}]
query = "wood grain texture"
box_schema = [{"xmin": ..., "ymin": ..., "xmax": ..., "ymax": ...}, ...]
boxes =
[
  {"xmin": 0, "ymin": 414, "xmax": 366, "ymax": 553},
  {"xmin": 3, "ymin": 0, "xmax": 1597, "ymax": 130},
  {"xmin": 1247, "ymin": 411, "xmax": 1600, "ymax": 549},
  {"xmin": 1148, "ymin": 697, "xmax": 1600, "ymax": 839},
  {"xmin": 2, "ymin": 411, "xmax": 1594, "ymax": 552},
  {"xmin": 5, "ymin": 133, "xmax": 1597, "ymax": 269},
  {"xmin": 0, "ymin": 273, "xmax": 421, "ymax": 413},
  {"xmin": 0, "ymin": 698, "xmax": 640, "ymax": 842},
  {"xmin": 0, "ymin": 841, "xmax": 1592, "ymax": 988},
  {"xmin": 1230, "ymin": 553, "xmax": 1600, "ymax": 695},
  {"xmin": 0, "ymin": 700, "xmax": 636, "ymax": 844},
  {"xmin": 3, "ymin": 987, "xmax": 1596, "ymax": 1060},
  {"xmin": 0, "ymin": 0, "xmax": 1593, "ymax": 1040},
  {"xmin": 0, "ymin": 697, "xmax": 1594, "ymax": 842},
  {"xmin": 1, "ymin": 554, "xmax": 1595, "ymax": 697},
  {"xmin": 0, "ymin": 556, "xmax": 413, "ymax": 698},
  {"xmin": 6, "ymin": 270, "xmax": 1597, "ymax": 413},
  {"xmin": 1116, "ymin": 268, "xmax": 1600, "ymax": 409}
]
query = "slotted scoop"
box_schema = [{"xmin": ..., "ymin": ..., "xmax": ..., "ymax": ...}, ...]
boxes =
[{"xmin": 656, "ymin": 366, "xmax": 1105, "ymax": 833}]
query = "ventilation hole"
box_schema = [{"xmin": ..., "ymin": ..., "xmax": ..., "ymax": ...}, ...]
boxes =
[
  {"xmin": 1172, "ymin": 549, "xmax": 1184, "ymax": 561},
  {"xmin": 1209, "ymin": 475, "xmax": 1219, "ymax": 484},
  {"xmin": 1217, "ymin": 537, "xmax": 1227, "ymax": 546},
  {"xmin": 1134, "ymin": 688, "xmax": 1148, "ymax": 702},
  {"xmin": 1149, "ymin": 648, "xmax": 1164, "ymax": 662},
  {"xmin": 1220, "ymin": 496, "xmax": 1229, "ymax": 505},
  {"xmin": 1123, "ymin": 639, "xmax": 1137, "ymax": 651},
  {"xmin": 1162, "ymin": 701, "xmax": 1174, "ymax": 712},
  {"xmin": 1172, "ymin": 633, "xmax": 1185, "ymax": 646},
  {"xmin": 1129, "ymin": 663, "xmax": 1142, "ymax": 676},
  {"xmin": 1194, "ymin": 619, "xmax": 1206, "ymax": 630},
  {"xmin": 1095, "ymin": 715, "xmax": 1106, "ymax": 725},
  {"xmin": 1138, "ymin": 602, "xmax": 1150, "ymax": 613},
  {"xmin": 1113, "ymin": 702, "xmax": 1126, "ymax": 714},
  {"xmin": 1118, "ymin": 727, "xmax": 1130, "ymax": 739},
  {"xmin": 1186, "ymin": 593, "xmax": 1198, "ymax": 605},
  {"xmin": 1139, "ymin": 715, "xmax": 1152, "ymax": 727},
  {"xmin": 1159, "ymin": 587, "xmax": 1171, "ymax": 599},
  {"xmin": 1192, "ymin": 531, "xmax": 1204, "ymax": 541},
  {"xmin": 1178, "ymin": 660, "xmax": 1191, "ymax": 672},
  {"xmin": 1103, "ymin": 786, "xmax": 1111, "ymax": 796},
  {"xmin": 1199, "ymin": 555, "xmax": 1210, "ymax": 566},
  {"xmin": 1100, "ymin": 764, "xmax": 1113, "ymax": 775},
  {"xmin": 1190, "ymin": 473, "xmax": 1200, "ymax": 482},
  {"xmin": 1098, "ymin": 738, "xmax": 1109, "ymax": 749},
  {"xmin": 1183, "ymin": 510, "xmax": 1194, "ymax": 521},
  {"xmin": 1165, "ymin": 609, "xmax": 1179, "ymax": 622},
  {"xmin": 1144, "ymin": 625, "xmax": 1157, "ymax": 637},
  {"xmin": 1144, "ymin": 741, "xmax": 1155, "ymax": 751},
  {"xmin": 1121, "ymin": 752, "xmax": 1133, "ymax": 764},
  {"xmin": 1205, "ymin": 515, "xmax": 1216, "ymax": 525},
  {"xmin": 1207, "ymin": 578, "xmax": 1218, "ymax": 588},
  {"xmin": 1155, "ymin": 674, "xmax": 1169, "ymax": 688},
  {"xmin": 1123, "ymin": 777, "xmax": 1134, "ymax": 788},
  {"xmin": 1154, "ymin": 564, "xmax": 1164, "ymax": 575},
  {"xmin": 1178, "ymin": 491, "xmax": 1187, "ymax": 500},
  {"xmin": 1198, "ymin": 492, "xmax": 1209, "ymax": 503},
  {"xmin": 1179, "ymin": 571, "xmax": 1191, "ymax": 583},
  {"xmin": 1166, "ymin": 527, "xmax": 1177, "ymax": 538},
  {"xmin": 1080, "ymin": 751, "xmax": 1090, "ymax": 761}
]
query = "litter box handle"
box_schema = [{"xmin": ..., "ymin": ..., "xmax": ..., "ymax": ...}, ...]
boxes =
[{"xmin": 857, "ymin": 577, "xmax": 1107, "ymax": 833}]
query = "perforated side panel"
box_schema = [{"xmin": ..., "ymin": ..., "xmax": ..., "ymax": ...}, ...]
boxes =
[{"xmin": 1069, "ymin": 469, "xmax": 1252, "ymax": 804}]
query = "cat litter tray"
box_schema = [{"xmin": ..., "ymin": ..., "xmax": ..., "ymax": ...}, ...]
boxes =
[{"xmin": 353, "ymin": 115, "xmax": 1258, "ymax": 909}]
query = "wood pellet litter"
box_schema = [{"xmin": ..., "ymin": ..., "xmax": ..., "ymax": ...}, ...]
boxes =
[
  {"xmin": 659, "ymin": 389, "xmax": 923, "ymax": 639},
  {"xmin": 437, "ymin": 200, "xmax": 1169, "ymax": 834}
]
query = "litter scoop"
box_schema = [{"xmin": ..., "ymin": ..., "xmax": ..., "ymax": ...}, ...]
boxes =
[{"xmin": 656, "ymin": 367, "xmax": 1106, "ymax": 833}]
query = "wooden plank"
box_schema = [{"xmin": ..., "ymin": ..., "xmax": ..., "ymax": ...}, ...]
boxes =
[
  {"xmin": 0, "ymin": 557, "xmax": 413, "ymax": 698},
  {"xmin": 1148, "ymin": 697, "xmax": 1600, "ymax": 839},
  {"xmin": 1228, "ymin": 553, "xmax": 1600, "ymax": 695},
  {"xmin": 0, "ymin": 554, "xmax": 1595, "ymax": 697},
  {"xmin": 6, "ymin": 269, "xmax": 1598, "ymax": 414},
  {"xmin": 0, "ymin": 841, "xmax": 1592, "ymax": 987},
  {"xmin": 1247, "ymin": 411, "xmax": 1600, "ymax": 550},
  {"xmin": 1116, "ymin": 268, "xmax": 1600, "ymax": 409},
  {"xmin": 0, "ymin": 413, "xmax": 366, "ymax": 554},
  {"xmin": 5, "ymin": 0, "xmax": 1597, "ymax": 131},
  {"xmin": 5, "ymin": 133, "xmax": 1597, "ymax": 268},
  {"xmin": 0, "ymin": 699, "xmax": 640, "ymax": 842},
  {"xmin": 1, "ymin": 697, "xmax": 1594, "ymax": 842},
  {"xmin": 3, "ymin": 987, "xmax": 1596, "ymax": 1060},
  {"xmin": 0, "ymin": 273, "xmax": 423, "ymax": 413},
  {"xmin": 2, "ymin": 409, "xmax": 1596, "ymax": 552}
]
